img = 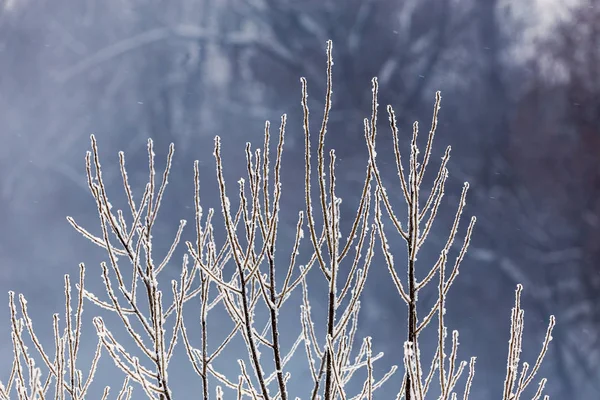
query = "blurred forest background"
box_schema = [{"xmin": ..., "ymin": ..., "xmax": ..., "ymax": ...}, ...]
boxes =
[{"xmin": 0, "ymin": 0, "xmax": 598, "ymax": 398}]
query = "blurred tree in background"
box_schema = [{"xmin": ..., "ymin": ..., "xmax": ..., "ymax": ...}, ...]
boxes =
[{"xmin": 508, "ymin": 0, "xmax": 600, "ymax": 395}]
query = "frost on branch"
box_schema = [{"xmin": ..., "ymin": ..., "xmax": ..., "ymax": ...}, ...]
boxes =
[{"xmin": 0, "ymin": 40, "xmax": 555, "ymax": 400}]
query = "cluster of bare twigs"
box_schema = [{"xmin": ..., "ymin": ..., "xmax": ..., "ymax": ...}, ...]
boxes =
[{"xmin": 0, "ymin": 41, "xmax": 555, "ymax": 400}]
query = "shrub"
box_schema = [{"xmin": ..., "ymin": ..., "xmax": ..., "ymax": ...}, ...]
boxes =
[{"xmin": 0, "ymin": 41, "xmax": 555, "ymax": 400}]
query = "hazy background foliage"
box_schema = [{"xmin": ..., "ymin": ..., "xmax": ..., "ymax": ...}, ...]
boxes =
[{"xmin": 0, "ymin": 0, "xmax": 598, "ymax": 397}]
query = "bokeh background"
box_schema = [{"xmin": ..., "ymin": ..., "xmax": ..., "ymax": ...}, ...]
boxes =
[{"xmin": 1, "ymin": 0, "xmax": 598, "ymax": 398}]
